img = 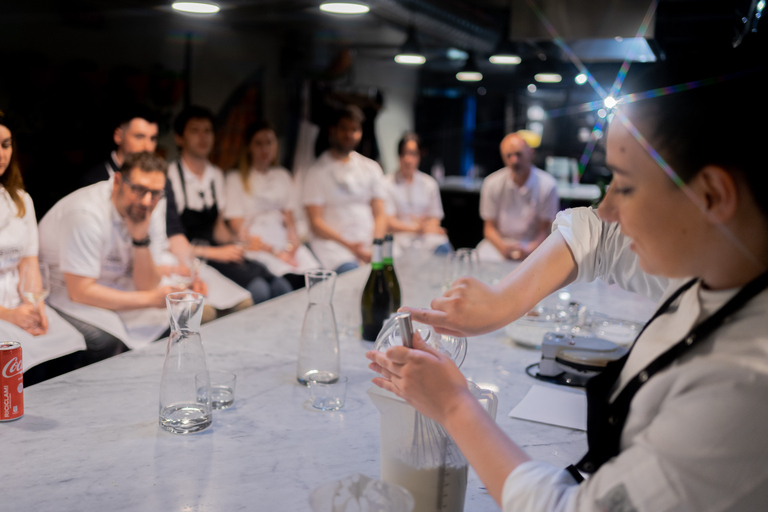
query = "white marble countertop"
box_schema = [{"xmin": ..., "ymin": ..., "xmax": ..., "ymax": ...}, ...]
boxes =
[{"xmin": 0, "ymin": 257, "xmax": 656, "ymax": 512}]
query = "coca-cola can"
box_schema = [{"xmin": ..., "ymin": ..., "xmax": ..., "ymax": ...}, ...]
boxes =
[{"xmin": 1, "ymin": 341, "xmax": 24, "ymax": 421}]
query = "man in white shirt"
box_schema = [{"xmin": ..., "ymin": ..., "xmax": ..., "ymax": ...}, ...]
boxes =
[
  {"xmin": 477, "ymin": 132, "xmax": 559, "ymax": 261},
  {"xmin": 303, "ymin": 105, "xmax": 388, "ymax": 273},
  {"xmin": 40, "ymin": 152, "xmax": 184, "ymax": 363}
]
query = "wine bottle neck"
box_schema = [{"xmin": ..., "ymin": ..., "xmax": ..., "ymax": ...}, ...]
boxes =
[{"xmin": 372, "ymin": 242, "xmax": 383, "ymax": 269}]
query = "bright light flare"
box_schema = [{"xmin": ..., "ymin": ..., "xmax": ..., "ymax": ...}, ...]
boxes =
[
  {"xmin": 575, "ymin": 73, "xmax": 588, "ymax": 85},
  {"xmin": 319, "ymin": 2, "xmax": 369, "ymax": 14},
  {"xmin": 172, "ymin": 2, "xmax": 219, "ymax": 13},
  {"xmin": 489, "ymin": 55, "xmax": 521, "ymax": 65},
  {"xmin": 394, "ymin": 54, "xmax": 426, "ymax": 65},
  {"xmin": 456, "ymin": 71, "xmax": 483, "ymax": 82},
  {"xmin": 535, "ymin": 73, "xmax": 562, "ymax": 83},
  {"xmin": 604, "ymin": 96, "xmax": 617, "ymax": 109}
]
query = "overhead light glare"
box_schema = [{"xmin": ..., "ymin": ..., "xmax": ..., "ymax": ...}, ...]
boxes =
[
  {"xmin": 172, "ymin": 2, "xmax": 219, "ymax": 13},
  {"xmin": 527, "ymin": 84, "xmax": 537, "ymax": 93},
  {"xmin": 574, "ymin": 73, "xmax": 588, "ymax": 85},
  {"xmin": 489, "ymin": 54, "xmax": 521, "ymax": 65},
  {"xmin": 456, "ymin": 71, "xmax": 483, "ymax": 82},
  {"xmin": 394, "ymin": 54, "xmax": 426, "ymax": 65},
  {"xmin": 534, "ymin": 73, "xmax": 562, "ymax": 83},
  {"xmin": 604, "ymin": 96, "xmax": 617, "ymax": 109},
  {"xmin": 320, "ymin": 2, "xmax": 369, "ymax": 14},
  {"xmin": 395, "ymin": 25, "xmax": 425, "ymax": 65}
]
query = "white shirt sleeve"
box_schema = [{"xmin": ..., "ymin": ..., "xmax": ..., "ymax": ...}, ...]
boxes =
[
  {"xmin": 223, "ymin": 170, "xmax": 246, "ymax": 219},
  {"xmin": 369, "ymin": 161, "xmax": 388, "ymax": 201},
  {"xmin": 276, "ymin": 168, "xmax": 294, "ymax": 211},
  {"xmin": 21, "ymin": 192, "xmax": 39, "ymax": 257},
  {"xmin": 479, "ymin": 173, "xmax": 501, "ymax": 221},
  {"xmin": 167, "ymin": 163, "xmax": 185, "ymax": 214},
  {"xmin": 425, "ymin": 174, "xmax": 445, "ymax": 220},
  {"xmin": 552, "ymin": 207, "xmax": 668, "ymax": 302},
  {"xmin": 212, "ymin": 167, "xmax": 227, "ymax": 213},
  {"xmin": 58, "ymin": 209, "xmax": 104, "ymax": 279}
]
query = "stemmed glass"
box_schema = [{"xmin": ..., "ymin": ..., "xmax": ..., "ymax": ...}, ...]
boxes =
[{"xmin": 19, "ymin": 261, "xmax": 50, "ymax": 307}]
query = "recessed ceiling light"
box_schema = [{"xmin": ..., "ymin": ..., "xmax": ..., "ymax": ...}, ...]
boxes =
[
  {"xmin": 534, "ymin": 73, "xmax": 562, "ymax": 83},
  {"xmin": 319, "ymin": 2, "xmax": 370, "ymax": 14},
  {"xmin": 456, "ymin": 71, "xmax": 483, "ymax": 82},
  {"xmin": 395, "ymin": 54, "xmax": 426, "ymax": 65},
  {"xmin": 603, "ymin": 96, "xmax": 617, "ymax": 109},
  {"xmin": 172, "ymin": 2, "xmax": 220, "ymax": 14},
  {"xmin": 489, "ymin": 55, "xmax": 521, "ymax": 65},
  {"xmin": 574, "ymin": 73, "xmax": 588, "ymax": 85},
  {"xmin": 527, "ymin": 84, "xmax": 537, "ymax": 93}
]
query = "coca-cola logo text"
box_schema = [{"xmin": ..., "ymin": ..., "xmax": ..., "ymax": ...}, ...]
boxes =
[{"xmin": 2, "ymin": 357, "xmax": 22, "ymax": 378}]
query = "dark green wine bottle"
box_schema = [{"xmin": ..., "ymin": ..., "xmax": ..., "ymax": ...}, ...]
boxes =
[
  {"xmin": 383, "ymin": 234, "xmax": 401, "ymax": 310},
  {"xmin": 361, "ymin": 239, "xmax": 392, "ymax": 342}
]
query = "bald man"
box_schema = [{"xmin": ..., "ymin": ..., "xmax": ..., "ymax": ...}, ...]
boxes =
[{"xmin": 476, "ymin": 133, "xmax": 559, "ymax": 261}]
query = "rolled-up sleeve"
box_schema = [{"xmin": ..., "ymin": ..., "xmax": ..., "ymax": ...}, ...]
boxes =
[
  {"xmin": 503, "ymin": 461, "xmax": 580, "ymax": 512},
  {"xmin": 552, "ymin": 207, "xmax": 668, "ymax": 302}
]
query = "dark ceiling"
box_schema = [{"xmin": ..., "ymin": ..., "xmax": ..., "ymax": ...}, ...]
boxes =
[{"xmin": 4, "ymin": 0, "xmax": 764, "ymax": 65}]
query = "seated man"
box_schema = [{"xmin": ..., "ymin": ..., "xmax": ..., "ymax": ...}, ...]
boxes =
[
  {"xmin": 303, "ymin": 105, "xmax": 388, "ymax": 273},
  {"xmin": 82, "ymin": 105, "xmax": 252, "ymax": 318},
  {"xmin": 476, "ymin": 132, "xmax": 559, "ymax": 261},
  {"xmin": 39, "ymin": 152, "xmax": 184, "ymax": 364}
]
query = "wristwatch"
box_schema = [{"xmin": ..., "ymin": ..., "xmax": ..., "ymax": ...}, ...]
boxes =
[{"xmin": 132, "ymin": 236, "xmax": 151, "ymax": 247}]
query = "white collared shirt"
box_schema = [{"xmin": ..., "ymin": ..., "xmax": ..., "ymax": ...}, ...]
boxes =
[
  {"xmin": 167, "ymin": 159, "xmax": 226, "ymax": 214},
  {"xmin": 385, "ymin": 170, "xmax": 444, "ymax": 221}
]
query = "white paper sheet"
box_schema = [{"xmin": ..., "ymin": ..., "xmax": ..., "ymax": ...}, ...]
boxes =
[{"xmin": 509, "ymin": 385, "xmax": 587, "ymax": 431}]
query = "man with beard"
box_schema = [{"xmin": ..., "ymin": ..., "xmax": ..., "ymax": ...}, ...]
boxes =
[
  {"xmin": 39, "ymin": 152, "xmax": 183, "ymax": 364},
  {"xmin": 476, "ymin": 132, "xmax": 559, "ymax": 261},
  {"xmin": 303, "ymin": 105, "xmax": 388, "ymax": 273}
]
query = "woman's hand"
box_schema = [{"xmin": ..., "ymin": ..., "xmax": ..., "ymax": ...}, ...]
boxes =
[
  {"xmin": 402, "ymin": 277, "xmax": 511, "ymax": 337},
  {"xmin": 207, "ymin": 244, "xmax": 245, "ymax": 263},
  {"xmin": 246, "ymin": 235, "xmax": 273, "ymax": 254},
  {"xmin": 276, "ymin": 250, "xmax": 299, "ymax": 267},
  {"xmin": 366, "ymin": 332, "xmax": 474, "ymax": 425},
  {"xmin": 0, "ymin": 304, "xmax": 47, "ymax": 335}
]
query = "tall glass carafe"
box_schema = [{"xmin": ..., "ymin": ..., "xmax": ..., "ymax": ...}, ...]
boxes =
[
  {"xmin": 297, "ymin": 269, "xmax": 340, "ymax": 385},
  {"xmin": 159, "ymin": 291, "xmax": 212, "ymax": 434}
]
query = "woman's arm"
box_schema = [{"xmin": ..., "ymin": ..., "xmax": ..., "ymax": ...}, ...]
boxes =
[{"xmin": 405, "ymin": 230, "xmax": 578, "ymax": 336}]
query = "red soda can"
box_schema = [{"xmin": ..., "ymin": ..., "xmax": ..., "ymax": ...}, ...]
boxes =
[{"xmin": 1, "ymin": 341, "xmax": 24, "ymax": 421}]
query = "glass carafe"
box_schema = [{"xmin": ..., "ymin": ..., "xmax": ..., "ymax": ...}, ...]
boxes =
[
  {"xmin": 297, "ymin": 269, "xmax": 340, "ymax": 385},
  {"xmin": 159, "ymin": 291, "xmax": 212, "ymax": 434}
]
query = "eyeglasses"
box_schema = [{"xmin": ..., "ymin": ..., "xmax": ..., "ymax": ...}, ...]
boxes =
[{"xmin": 121, "ymin": 175, "xmax": 165, "ymax": 201}]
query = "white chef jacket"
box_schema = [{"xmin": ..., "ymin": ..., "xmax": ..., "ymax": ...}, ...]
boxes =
[
  {"xmin": 477, "ymin": 166, "xmax": 559, "ymax": 262},
  {"xmin": 167, "ymin": 159, "xmax": 226, "ymax": 215},
  {"xmin": 0, "ymin": 188, "xmax": 86, "ymax": 370},
  {"xmin": 38, "ymin": 179, "xmax": 169, "ymax": 350},
  {"xmin": 302, "ymin": 151, "xmax": 388, "ymax": 270},
  {"xmin": 385, "ymin": 171, "xmax": 449, "ymax": 256},
  {"xmin": 502, "ymin": 207, "xmax": 768, "ymax": 512},
  {"xmin": 223, "ymin": 167, "xmax": 320, "ymax": 276}
]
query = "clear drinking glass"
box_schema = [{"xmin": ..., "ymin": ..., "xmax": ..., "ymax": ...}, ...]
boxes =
[
  {"xmin": 159, "ymin": 291, "xmax": 212, "ymax": 434},
  {"xmin": 296, "ymin": 269, "xmax": 340, "ymax": 385},
  {"xmin": 19, "ymin": 262, "xmax": 50, "ymax": 306}
]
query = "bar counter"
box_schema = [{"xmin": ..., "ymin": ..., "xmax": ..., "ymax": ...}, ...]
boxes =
[{"xmin": 0, "ymin": 257, "xmax": 655, "ymax": 511}]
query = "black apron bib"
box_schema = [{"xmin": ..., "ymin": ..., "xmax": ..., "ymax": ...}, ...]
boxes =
[
  {"xmin": 177, "ymin": 161, "xmax": 219, "ymax": 244},
  {"xmin": 566, "ymin": 271, "xmax": 768, "ymax": 480}
]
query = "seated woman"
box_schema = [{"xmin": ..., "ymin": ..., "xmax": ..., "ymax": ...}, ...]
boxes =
[
  {"xmin": 367, "ymin": 62, "xmax": 768, "ymax": 511},
  {"xmin": 224, "ymin": 120, "xmax": 320, "ymax": 289},
  {"xmin": 385, "ymin": 133, "xmax": 451, "ymax": 256},
  {"xmin": 167, "ymin": 106, "xmax": 291, "ymax": 304},
  {"xmin": 0, "ymin": 112, "xmax": 86, "ymax": 384}
]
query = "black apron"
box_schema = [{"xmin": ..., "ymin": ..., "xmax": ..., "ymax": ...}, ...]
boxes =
[
  {"xmin": 176, "ymin": 161, "xmax": 219, "ymax": 244},
  {"xmin": 566, "ymin": 271, "xmax": 768, "ymax": 481},
  {"xmin": 176, "ymin": 162, "xmax": 275, "ymax": 288}
]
